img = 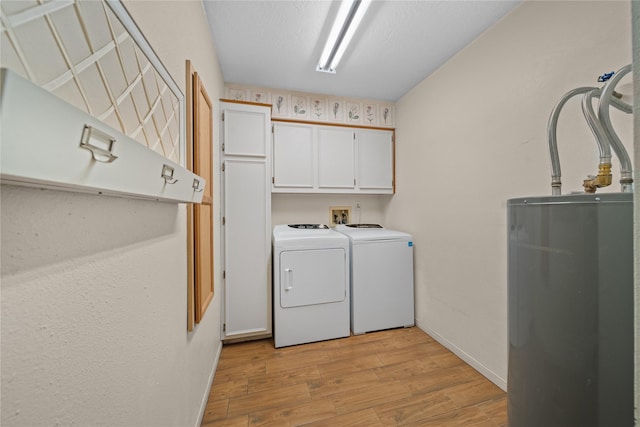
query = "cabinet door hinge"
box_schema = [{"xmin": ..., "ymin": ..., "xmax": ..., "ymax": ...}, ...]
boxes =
[
  {"xmin": 222, "ymin": 216, "xmax": 226, "ymax": 225},
  {"xmin": 272, "ymin": 177, "xmax": 275, "ymax": 184},
  {"xmin": 223, "ymin": 323, "xmax": 226, "ymax": 332},
  {"xmin": 223, "ymin": 270, "xmax": 226, "ymax": 279},
  {"xmin": 221, "ymin": 112, "xmax": 225, "ymax": 121},
  {"xmin": 222, "ymin": 143, "xmax": 225, "ymax": 152},
  {"xmin": 353, "ymin": 132, "xmax": 356, "ymax": 140},
  {"xmin": 354, "ymin": 178, "xmax": 356, "ymax": 186},
  {"xmin": 272, "ymin": 124, "xmax": 274, "ymax": 133},
  {"xmin": 221, "ymin": 162, "xmax": 225, "ymax": 172}
]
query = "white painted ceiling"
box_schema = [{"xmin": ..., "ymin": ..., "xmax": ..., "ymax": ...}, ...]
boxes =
[{"xmin": 203, "ymin": 0, "xmax": 521, "ymax": 102}]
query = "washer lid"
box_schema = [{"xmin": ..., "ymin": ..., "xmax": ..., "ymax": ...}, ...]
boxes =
[
  {"xmin": 273, "ymin": 224, "xmax": 348, "ymax": 246},
  {"xmin": 334, "ymin": 224, "xmax": 412, "ymax": 242}
]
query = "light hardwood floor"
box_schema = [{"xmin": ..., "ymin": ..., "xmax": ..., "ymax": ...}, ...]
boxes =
[{"xmin": 202, "ymin": 327, "xmax": 506, "ymax": 426}]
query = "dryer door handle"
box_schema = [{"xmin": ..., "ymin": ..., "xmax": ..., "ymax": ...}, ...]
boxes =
[{"xmin": 284, "ymin": 268, "xmax": 293, "ymax": 291}]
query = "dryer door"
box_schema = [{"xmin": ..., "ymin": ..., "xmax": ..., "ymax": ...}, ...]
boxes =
[{"xmin": 279, "ymin": 248, "xmax": 346, "ymax": 308}]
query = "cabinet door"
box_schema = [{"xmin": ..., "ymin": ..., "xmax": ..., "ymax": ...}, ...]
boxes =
[
  {"xmin": 222, "ymin": 104, "xmax": 269, "ymax": 157},
  {"xmin": 223, "ymin": 159, "xmax": 270, "ymax": 336},
  {"xmin": 272, "ymin": 122, "xmax": 314, "ymax": 189},
  {"xmin": 317, "ymin": 126, "xmax": 355, "ymax": 189},
  {"xmin": 358, "ymin": 129, "xmax": 393, "ymax": 191}
]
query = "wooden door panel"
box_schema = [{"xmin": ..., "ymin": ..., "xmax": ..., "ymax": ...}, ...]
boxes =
[
  {"xmin": 193, "ymin": 71, "xmax": 214, "ymax": 322},
  {"xmin": 196, "ymin": 83, "xmax": 213, "ymax": 201},
  {"xmin": 194, "ymin": 203, "xmax": 213, "ymax": 322},
  {"xmin": 185, "ymin": 60, "xmax": 196, "ymax": 332}
]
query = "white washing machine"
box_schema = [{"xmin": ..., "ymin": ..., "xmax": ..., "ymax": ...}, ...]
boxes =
[
  {"xmin": 335, "ymin": 224, "xmax": 414, "ymax": 334},
  {"xmin": 272, "ymin": 224, "xmax": 350, "ymax": 348}
]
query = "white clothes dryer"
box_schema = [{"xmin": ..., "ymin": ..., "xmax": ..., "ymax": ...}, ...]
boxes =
[
  {"xmin": 335, "ymin": 224, "xmax": 414, "ymax": 335},
  {"xmin": 272, "ymin": 224, "xmax": 350, "ymax": 348}
]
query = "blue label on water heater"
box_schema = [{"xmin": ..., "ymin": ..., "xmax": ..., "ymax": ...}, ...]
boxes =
[{"xmin": 408, "ymin": 241, "xmax": 413, "ymax": 247}]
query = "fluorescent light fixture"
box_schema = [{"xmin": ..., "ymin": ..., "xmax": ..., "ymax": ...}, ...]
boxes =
[{"xmin": 316, "ymin": 0, "xmax": 371, "ymax": 74}]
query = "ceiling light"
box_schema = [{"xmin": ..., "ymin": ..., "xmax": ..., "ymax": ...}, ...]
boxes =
[{"xmin": 316, "ymin": 0, "xmax": 371, "ymax": 74}]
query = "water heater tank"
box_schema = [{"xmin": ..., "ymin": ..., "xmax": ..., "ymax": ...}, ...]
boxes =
[{"xmin": 507, "ymin": 192, "xmax": 633, "ymax": 426}]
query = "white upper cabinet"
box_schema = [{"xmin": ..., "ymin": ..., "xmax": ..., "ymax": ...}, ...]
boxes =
[
  {"xmin": 223, "ymin": 106, "xmax": 269, "ymax": 157},
  {"xmin": 358, "ymin": 129, "xmax": 394, "ymax": 191},
  {"xmin": 272, "ymin": 122, "xmax": 314, "ymax": 189},
  {"xmin": 317, "ymin": 127, "xmax": 355, "ymax": 190},
  {"xmin": 272, "ymin": 122, "xmax": 394, "ymax": 194}
]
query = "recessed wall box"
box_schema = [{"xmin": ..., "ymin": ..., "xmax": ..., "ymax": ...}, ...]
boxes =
[{"xmin": 329, "ymin": 206, "xmax": 351, "ymax": 227}]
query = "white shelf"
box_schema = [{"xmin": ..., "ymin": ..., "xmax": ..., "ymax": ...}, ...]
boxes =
[{"xmin": 0, "ymin": 69, "xmax": 205, "ymax": 203}]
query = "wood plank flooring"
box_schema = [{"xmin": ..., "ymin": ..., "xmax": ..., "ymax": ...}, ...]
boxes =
[{"xmin": 201, "ymin": 327, "xmax": 506, "ymax": 426}]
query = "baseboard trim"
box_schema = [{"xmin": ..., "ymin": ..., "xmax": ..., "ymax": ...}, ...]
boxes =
[
  {"xmin": 416, "ymin": 321, "xmax": 507, "ymax": 391},
  {"xmin": 195, "ymin": 341, "xmax": 222, "ymax": 427}
]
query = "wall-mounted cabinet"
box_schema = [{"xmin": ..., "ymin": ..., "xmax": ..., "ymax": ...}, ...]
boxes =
[
  {"xmin": 272, "ymin": 121, "xmax": 394, "ymax": 194},
  {"xmin": 358, "ymin": 129, "xmax": 394, "ymax": 192},
  {"xmin": 272, "ymin": 123, "xmax": 314, "ymax": 189},
  {"xmin": 317, "ymin": 127, "xmax": 356, "ymax": 190},
  {"xmin": 0, "ymin": 69, "xmax": 205, "ymax": 204}
]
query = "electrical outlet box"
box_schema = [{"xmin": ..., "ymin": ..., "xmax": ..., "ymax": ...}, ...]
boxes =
[{"xmin": 329, "ymin": 206, "xmax": 351, "ymax": 227}]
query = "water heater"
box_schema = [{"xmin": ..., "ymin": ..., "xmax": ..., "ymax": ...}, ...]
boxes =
[{"xmin": 507, "ymin": 192, "xmax": 633, "ymax": 426}]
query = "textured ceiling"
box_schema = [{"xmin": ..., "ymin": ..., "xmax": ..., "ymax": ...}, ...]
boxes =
[{"xmin": 203, "ymin": 0, "xmax": 521, "ymax": 102}]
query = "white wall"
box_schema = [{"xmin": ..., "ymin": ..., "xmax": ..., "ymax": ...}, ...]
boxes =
[
  {"xmin": 0, "ymin": 2, "xmax": 225, "ymax": 426},
  {"xmin": 385, "ymin": 0, "xmax": 633, "ymax": 389},
  {"xmin": 272, "ymin": 194, "xmax": 388, "ymax": 227}
]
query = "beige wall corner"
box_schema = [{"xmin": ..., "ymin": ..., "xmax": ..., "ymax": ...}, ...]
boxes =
[{"xmin": 385, "ymin": 0, "xmax": 633, "ymax": 390}]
